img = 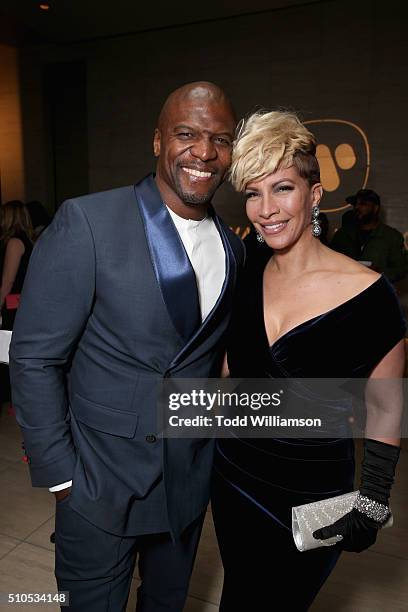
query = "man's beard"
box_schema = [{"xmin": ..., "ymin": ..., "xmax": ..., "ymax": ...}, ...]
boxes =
[
  {"xmin": 358, "ymin": 212, "xmax": 377, "ymax": 226},
  {"xmin": 178, "ymin": 190, "xmax": 214, "ymax": 206},
  {"xmin": 173, "ymin": 170, "xmax": 222, "ymax": 206}
]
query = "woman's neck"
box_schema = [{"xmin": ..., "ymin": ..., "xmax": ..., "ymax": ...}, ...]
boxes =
[{"xmin": 269, "ymin": 231, "xmax": 326, "ymax": 278}]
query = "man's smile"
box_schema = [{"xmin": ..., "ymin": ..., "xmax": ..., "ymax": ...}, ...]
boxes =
[{"xmin": 181, "ymin": 166, "xmax": 216, "ymax": 181}]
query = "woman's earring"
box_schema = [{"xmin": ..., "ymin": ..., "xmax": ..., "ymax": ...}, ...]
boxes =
[
  {"xmin": 311, "ymin": 206, "xmax": 321, "ymax": 237},
  {"xmin": 256, "ymin": 231, "xmax": 265, "ymax": 243}
]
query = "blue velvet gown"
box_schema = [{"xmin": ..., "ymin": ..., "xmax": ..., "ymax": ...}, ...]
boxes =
[{"xmin": 212, "ymin": 257, "xmax": 406, "ymax": 611}]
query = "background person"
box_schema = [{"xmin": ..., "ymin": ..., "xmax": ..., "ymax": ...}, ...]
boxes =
[
  {"xmin": 0, "ymin": 201, "xmax": 34, "ymax": 407},
  {"xmin": 330, "ymin": 188, "xmax": 407, "ymax": 282},
  {"xmin": 0, "ymin": 201, "xmax": 34, "ymax": 329}
]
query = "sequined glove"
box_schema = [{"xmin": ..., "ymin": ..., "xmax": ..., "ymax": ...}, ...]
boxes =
[{"xmin": 313, "ymin": 439, "xmax": 400, "ymax": 553}]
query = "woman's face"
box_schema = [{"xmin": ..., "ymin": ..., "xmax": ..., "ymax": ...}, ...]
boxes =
[{"xmin": 245, "ymin": 165, "xmax": 322, "ymax": 251}]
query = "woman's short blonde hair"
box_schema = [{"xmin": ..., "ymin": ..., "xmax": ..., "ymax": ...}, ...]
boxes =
[{"xmin": 229, "ymin": 110, "xmax": 320, "ymax": 191}]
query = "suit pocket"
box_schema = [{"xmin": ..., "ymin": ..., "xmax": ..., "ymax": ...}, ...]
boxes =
[{"xmin": 72, "ymin": 393, "xmax": 139, "ymax": 438}]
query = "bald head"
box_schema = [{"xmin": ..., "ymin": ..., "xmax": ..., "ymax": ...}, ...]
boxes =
[{"xmin": 158, "ymin": 81, "xmax": 236, "ymax": 131}]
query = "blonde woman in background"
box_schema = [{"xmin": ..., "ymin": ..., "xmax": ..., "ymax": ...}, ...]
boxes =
[
  {"xmin": 0, "ymin": 201, "xmax": 34, "ymax": 406},
  {"xmin": 212, "ymin": 112, "xmax": 406, "ymax": 610}
]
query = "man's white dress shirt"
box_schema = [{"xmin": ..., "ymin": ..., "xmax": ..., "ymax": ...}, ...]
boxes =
[{"xmin": 167, "ymin": 207, "xmax": 225, "ymax": 321}]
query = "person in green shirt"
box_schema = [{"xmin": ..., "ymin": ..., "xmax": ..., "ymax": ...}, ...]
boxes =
[{"xmin": 331, "ymin": 189, "xmax": 407, "ymax": 282}]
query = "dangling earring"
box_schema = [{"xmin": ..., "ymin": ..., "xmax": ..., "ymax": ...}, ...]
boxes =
[
  {"xmin": 256, "ymin": 231, "xmax": 265, "ymax": 243},
  {"xmin": 311, "ymin": 205, "xmax": 321, "ymax": 237}
]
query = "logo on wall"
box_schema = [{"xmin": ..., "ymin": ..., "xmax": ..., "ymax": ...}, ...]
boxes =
[{"xmin": 304, "ymin": 119, "xmax": 370, "ymax": 213}]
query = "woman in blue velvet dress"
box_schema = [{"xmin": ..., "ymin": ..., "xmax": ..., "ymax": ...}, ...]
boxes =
[{"xmin": 212, "ymin": 111, "xmax": 406, "ymax": 611}]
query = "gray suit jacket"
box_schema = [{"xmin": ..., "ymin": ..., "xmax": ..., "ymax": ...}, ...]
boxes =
[{"xmin": 10, "ymin": 174, "xmax": 244, "ymax": 538}]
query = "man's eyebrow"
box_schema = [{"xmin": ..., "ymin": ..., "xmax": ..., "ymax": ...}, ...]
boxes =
[
  {"xmin": 173, "ymin": 124, "xmax": 195, "ymax": 131},
  {"xmin": 173, "ymin": 125, "xmax": 234, "ymax": 139},
  {"xmin": 199, "ymin": 129, "xmax": 233, "ymax": 138},
  {"xmin": 212, "ymin": 131, "xmax": 234, "ymax": 139}
]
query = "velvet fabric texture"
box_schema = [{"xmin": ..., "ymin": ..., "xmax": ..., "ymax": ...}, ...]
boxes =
[{"xmin": 212, "ymin": 257, "xmax": 406, "ymax": 611}]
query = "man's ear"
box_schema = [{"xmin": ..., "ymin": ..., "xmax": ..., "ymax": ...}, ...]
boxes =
[{"xmin": 153, "ymin": 128, "xmax": 161, "ymax": 157}]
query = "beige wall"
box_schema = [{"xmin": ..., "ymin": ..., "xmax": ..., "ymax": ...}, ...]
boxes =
[{"xmin": 0, "ymin": 43, "xmax": 24, "ymax": 203}]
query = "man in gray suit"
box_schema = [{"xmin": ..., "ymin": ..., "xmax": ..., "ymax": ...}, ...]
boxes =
[{"xmin": 10, "ymin": 81, "xmax": 244, "ymax": 611}]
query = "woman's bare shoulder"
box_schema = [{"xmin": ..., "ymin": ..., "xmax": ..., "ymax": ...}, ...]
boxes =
[
  {"xmin": 5, "ymin": 237, "xmax": 25, "ymax": 254},
  {"xmin": 323, "ymin": 248, "xmax": 381, "ymax": 295}
]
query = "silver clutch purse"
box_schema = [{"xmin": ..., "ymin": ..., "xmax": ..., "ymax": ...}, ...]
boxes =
[{"xmin": 292, "ymin": 490, "xmax": 393, "ymax": 552}]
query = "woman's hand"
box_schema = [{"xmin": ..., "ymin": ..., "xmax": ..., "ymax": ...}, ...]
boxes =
[
  {"xmin": 314, "ymin": 340, "xmax": 405, "ymax": 553},
  {"xmin": 313, "ymin": 437, "xmax": 400, "ymax": 553},
  {"xmin": 313, "ymin": 508, "xmax": 379, "ymax": 553}
]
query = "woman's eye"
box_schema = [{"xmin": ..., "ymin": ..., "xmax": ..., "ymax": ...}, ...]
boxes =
[
  {"xmin": 277, "ymin": 184, "xmax": 293, "ymax": 192},
  {"xmin": 245, "ymin": 192, "xmax": 258, "ymax": 199}
]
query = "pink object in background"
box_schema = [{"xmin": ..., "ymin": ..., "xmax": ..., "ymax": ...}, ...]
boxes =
[{"xmin": 5, "ymin": 294, "xmax": 21, "ymax": 310}]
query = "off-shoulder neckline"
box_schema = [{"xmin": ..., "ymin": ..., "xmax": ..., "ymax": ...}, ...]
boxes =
[{"xmin": 261, "ymin": 274, "xmax": 386, "ymax": 352}]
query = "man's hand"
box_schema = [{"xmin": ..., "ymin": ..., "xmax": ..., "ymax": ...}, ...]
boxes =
[{"xmin": 54, "ymin": 487, "xmax": 71, "ymax": 502}]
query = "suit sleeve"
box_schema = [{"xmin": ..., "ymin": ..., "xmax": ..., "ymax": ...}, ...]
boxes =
[{"xmin": 9, "ymin": 199, "xmax": 96, "ymax": 487}]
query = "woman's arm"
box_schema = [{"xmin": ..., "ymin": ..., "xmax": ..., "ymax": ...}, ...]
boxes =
[
  {"xmin": 0, "ymin": 238, "xmax": 25, "ymax": 308},
  {"xmin": 313, "ymin": 339, "xmax": 405, "ymax": 551},
  {"xmin": 365, "ymin": 339, "xmax": 405, "ymax": 446}
]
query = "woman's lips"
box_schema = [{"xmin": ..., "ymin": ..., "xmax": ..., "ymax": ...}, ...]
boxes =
[{"xmin": 260, "ymin": 220, "xmax": 289, "ymax": 235}]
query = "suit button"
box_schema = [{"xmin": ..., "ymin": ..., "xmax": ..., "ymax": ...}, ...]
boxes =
[{"xmin": 146, "ymin": 434, "xmax": 157, "ymax": 443}]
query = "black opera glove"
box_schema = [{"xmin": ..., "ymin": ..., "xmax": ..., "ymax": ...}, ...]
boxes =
[
  {"xmin": 312, "ymin": 508, "xmax": 379, "ymax": 553},
  {"xmin": 358, "ymin": 438, "xmax": 400, "ymax": 505},
  {"xmin": 313, "ymin": 439, "xmax": 400, "ymax": 553}
]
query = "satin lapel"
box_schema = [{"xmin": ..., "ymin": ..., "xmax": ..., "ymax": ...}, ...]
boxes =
[
  {"xmin": 134, "ymin": 174, "xmax": 201, "ymax": 342},
  {"xmin": 169, "ymin": 210, "xmax": 237, "ymax": 369}
]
